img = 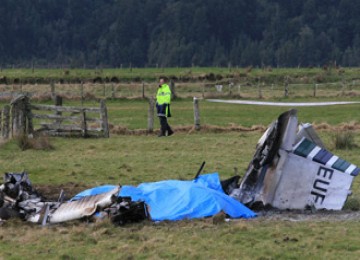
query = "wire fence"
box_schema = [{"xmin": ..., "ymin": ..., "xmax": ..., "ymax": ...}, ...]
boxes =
[
  {"xmin": 0, "ymin": 80, "xmax": 360, "ymax": 100},
  {"xmin": 200, "ymin": 81, "xmax": 360, "ymax": 99},
  {"xmin": 1, "ymin": 82, "xmax": 359, "ymax": 136}
]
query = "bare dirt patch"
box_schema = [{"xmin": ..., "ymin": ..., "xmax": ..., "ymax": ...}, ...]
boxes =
[{"xmin": 36, "ymin": 182, "xmax": 92, "ymax": 201}]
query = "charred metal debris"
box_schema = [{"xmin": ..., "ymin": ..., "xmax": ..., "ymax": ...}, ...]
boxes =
[{"xmin": 0, "ymin": 172, "xmax": 147, "ymax": 226}]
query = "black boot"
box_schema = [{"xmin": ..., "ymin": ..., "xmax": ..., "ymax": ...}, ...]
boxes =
[
  {"xmin": 167, "ymin": 127, "xmax": 174, "ymax": 136},
  {"xmin": 159, "ymin": 117, "xmax": 167, "ymax": 137}
]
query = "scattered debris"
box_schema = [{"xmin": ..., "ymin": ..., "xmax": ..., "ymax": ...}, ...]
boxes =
[
  {"xmin": 0, "ymin": 172, "xmax": 255, "ymax": 226},
  {"xmin": 0, "ymin": 172, "xmax": 147, "ymax": 225}
]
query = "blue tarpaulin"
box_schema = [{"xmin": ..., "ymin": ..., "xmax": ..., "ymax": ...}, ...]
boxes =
[{"xmin": 71, "ymin": 173, "xmax": 256, "ymax": 221}]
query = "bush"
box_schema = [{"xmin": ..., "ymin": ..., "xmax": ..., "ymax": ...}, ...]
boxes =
[
  {"xmin": 333, "ymin": 131, "xmax": 357, "ymax": 150},
  {"xmin": 16, "ymin": 134, "xmax": 54, "ymax": 151},
  {"xmin": 343, "ymin": 197, "xmax": 360, "ymax": 211},
  {"xmin": 16, "ymin": 134, "xmax": 33, "ymax": 151}
]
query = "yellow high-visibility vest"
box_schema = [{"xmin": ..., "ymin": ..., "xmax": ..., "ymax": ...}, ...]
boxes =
[{"xmin": 156, "ymin": 84, "xmax": 171, "ymax": 105}]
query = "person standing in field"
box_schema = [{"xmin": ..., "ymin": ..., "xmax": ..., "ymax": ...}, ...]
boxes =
[{"xmin": 156, "ymin": 77, "xmax": 174, "ymax": 137}]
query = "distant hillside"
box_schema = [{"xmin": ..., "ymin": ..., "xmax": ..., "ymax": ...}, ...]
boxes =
[{"xmin": 1, "ymin": 0, "xmax": 359, "ymax": 68}]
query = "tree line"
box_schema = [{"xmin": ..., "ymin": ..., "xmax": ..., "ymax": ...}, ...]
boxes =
[{"xmin": 1, "ymin": 0, "xmax": 360, "ymax": 68}]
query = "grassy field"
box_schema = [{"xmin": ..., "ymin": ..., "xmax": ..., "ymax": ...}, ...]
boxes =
[
  {"xmin": 1, "ymin": 216, "xmax": 360, "ymax": 259},
  {"xmin": 1, "ymin": 67, "xmax": 360, "ymax": 84},
  {"xmin": 0, "ymin": 93, "xmax": 360, "ymax": 258},
  {"xmin": 22, "ymin": 97, "xmax": 360, "ymax": 131},
  {"xmin": 0, "ymin": 67, "xmax": 330, "ymax": 82},
  {"xmin": 0, "ymin": 131, "xmax": 360, "ymax": 259},
  {"xmin": 1, "ymin": 67, "xmax": 360, "ymax": 101}
]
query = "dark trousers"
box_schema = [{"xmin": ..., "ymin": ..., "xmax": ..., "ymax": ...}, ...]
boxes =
[{"xmin": 159, "ymin": 116, "xmax": 173, "ymax": 136}]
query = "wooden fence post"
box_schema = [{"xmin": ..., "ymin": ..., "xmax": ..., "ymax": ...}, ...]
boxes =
[
  {"xmin": 100, "ymin": 99, "xmax": 109, "ymax": 138},
  {"xmin": 25, "ymin": 97, "xmax": 33, "ymax": 135},
  {"xmin": 313, "ymin": 84, "xmax": 317, "ymax": 97},
  {"xmin": 258, "ymin": 82, "xmax": 263, "ymax": 99},
  {"xmin": 111, "ymin": 83, "xmax": 115, "ymax": 99},
  {"xmin": 170, "ymin": 79, "xmax": 177, "ymax": 99},
  {"xmin": 81, "ymin": 110, "xmax": 88, "ymax": 138},
  {"xmin": 50, "ymin": 82, "xmax": 56, "ymax": 99},
  {"xmin": 1, "ymin": 105, "xmax": 10, "ymax": 139},
  {"xmin": 80, "ymin": 82, "xmax": 84, "ymax": 106},
  {"xmin": 55, "ymin": 95, "xmax": 63, "ymax": 107},
  {"xmin": 284, "ymin": 78, "xmax": 289, "ymax": 97},
  {"xmin": 228, "ymin": 82, "xmax": 232, "ymax": 96},
  {"xmin": 147, "ymin": 97, "xmax": 155, "ymax": 133},
  {"xmin": 54, "ymin": 95, "xmax": 63, "ymax": 126},
  {"xmin": 10, "ymin": 96, "xmax": 28, "ymax": 137},
  {"xmin": 193, "ymin": 97, "xmax": 201, "ymax": 130},
  {"xmin": 142, "ymin": 82, "xmax": 145, "ymax": 99},
  {"xmin": 11, "ymin": 99, "xmax": 19, "ymax": 137}
]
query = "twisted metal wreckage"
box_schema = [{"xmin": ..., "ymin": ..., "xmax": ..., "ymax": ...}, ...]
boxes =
[
  {"xmin": 0, "ymin": 173, "xmax": 147, "ymax": 225},
  {"xmin": 0, "ymin": 109, "xmax": 359, "ymax": 226},
  {"xmin": 0, "ymin": 172, "xmax": 254, "ymax": 225}
]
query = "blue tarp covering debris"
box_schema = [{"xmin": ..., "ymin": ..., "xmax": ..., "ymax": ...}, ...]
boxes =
[{"xmin": 71, "ymin": 173, "xmax": 256, "ymax": 221}]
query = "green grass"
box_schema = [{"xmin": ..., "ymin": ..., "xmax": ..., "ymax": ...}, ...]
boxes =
[
  {"xmin": 1, "ymin": 98, "xmax": 360, "ymax": 259},
  {"xmin": 2, "ymin": 67, "xmax": 360, "ymax": 84},
  {"xmin": 2, "ymin": 67, "xmax": 360, "ymax": 100},
  {"xmin": 0, "ymin": 132, "xmax": 258, "ymax": 185},
  {"xmin": 102, "ymin": 99, "xmax": 360, "ymax": 129},
  {"xmin": 1, "ymin": 218, "xmax": 360, "ymax": 259},
  {"xmin": 0, "ymin": 131, "xmax": 360, "ymax": 259},
  {"xmin": 28, "ymin": 97, "xmax": 358, "ymax": 129}
]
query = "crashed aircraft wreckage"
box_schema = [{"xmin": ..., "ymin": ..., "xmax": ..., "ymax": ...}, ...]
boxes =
[
  {"xmin": 0, "ymin": 109, "xmax": 358, "ymax": 225},
  {"xmin": 230, "ymin": 109, "xmax": 359, "ymax": 210},
  {"xmin": 0, "ymin": 172, "xmax": 147, "ymax": 225},
  {"xmin": 0, "ymin": 172, "xmax": 255, "ymax": 225}
]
